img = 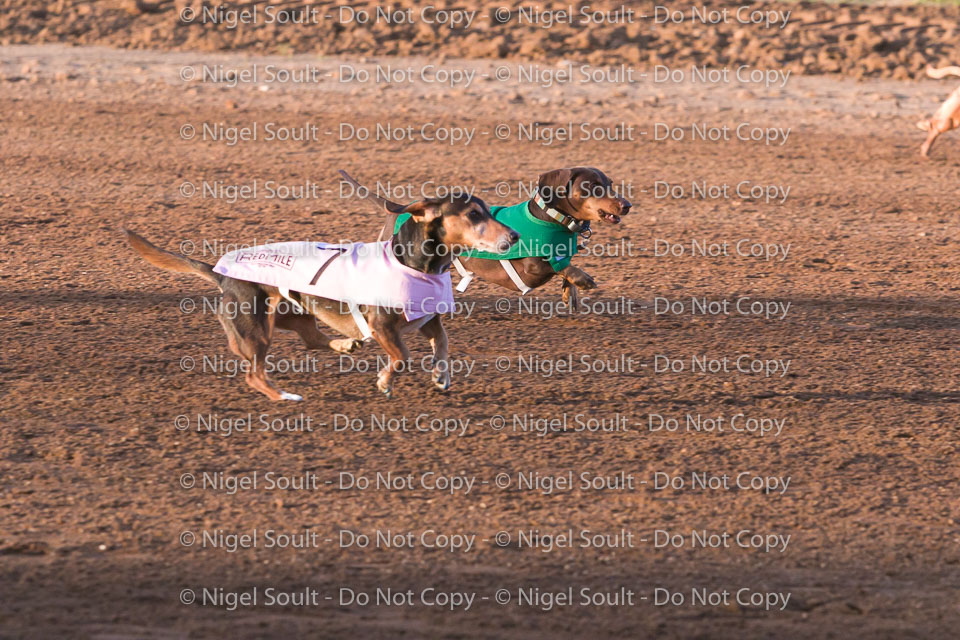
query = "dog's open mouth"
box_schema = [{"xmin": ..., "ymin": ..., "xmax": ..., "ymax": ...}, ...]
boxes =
[{"xmin": 599, "ymin": 211, "xmax": 621, "ymax": 224}]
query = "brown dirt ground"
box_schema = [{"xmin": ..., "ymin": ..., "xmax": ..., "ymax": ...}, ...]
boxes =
[
  {"xmin": 2, "ymin": 0, "xmax": 960, "ymax": 79},
  {"xmin": 1, "ymin": 36, "xmax": 960, "ymax": 640}
]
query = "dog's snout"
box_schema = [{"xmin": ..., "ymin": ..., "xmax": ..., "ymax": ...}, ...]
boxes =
[
  {"xmin": 497, "ymin": 231, "xmax": 519, "ymax": 253},
  {"xmin": 619, "ymin": 198, "xmax": 632, "ymax": 214}
]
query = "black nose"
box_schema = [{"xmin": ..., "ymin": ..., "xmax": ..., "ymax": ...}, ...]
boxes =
[
  {"xmin": 620, "ymin": 199, "xmax": 632, "ymax": 214},
  {"xmin": 509, "ymin": 230, "xmax": 520, "ymax": 243}
]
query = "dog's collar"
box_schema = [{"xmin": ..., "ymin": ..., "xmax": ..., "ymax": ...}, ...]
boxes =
[{"xmin": 533, "ymin": 193, "xmax": 591, "ymax": 238}]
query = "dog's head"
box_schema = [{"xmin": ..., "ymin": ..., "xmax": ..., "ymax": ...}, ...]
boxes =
[
  {"xmin": 537, "ymin": 167, "xmax": 631, "ymax": 225},
  {"xmin": 401, "ymin": 195, "xmax": 518, "ymax": 254}
]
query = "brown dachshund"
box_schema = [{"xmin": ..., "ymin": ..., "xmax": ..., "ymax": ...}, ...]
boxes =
[
  {"xmin": 124, "ymin": 194, "xmax": 517, "ymax": 401},
  {"xmin": 352, "ymin": 167, "xmax": 630, "ymax": 307}
]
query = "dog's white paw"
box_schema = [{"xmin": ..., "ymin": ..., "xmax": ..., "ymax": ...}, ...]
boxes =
[
  {"xmin": 280, "ymin": 391, "xmax": 303, "ymax": 402},
  {"xmin": 377, "ymin": 372, "xmax": 393, "ymax": 398},
  {"xmin": 433, "ymin": 368, "xmax": 451, "ymax": 392}
]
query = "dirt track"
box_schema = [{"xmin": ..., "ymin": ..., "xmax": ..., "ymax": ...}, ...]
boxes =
[
  {"xmin": 1, "ymin": 41, "xmax": 960, "ymax": 639},
  {"xmin": 4, "ymin": 0, "xmax": 960, "ymax": 79}
]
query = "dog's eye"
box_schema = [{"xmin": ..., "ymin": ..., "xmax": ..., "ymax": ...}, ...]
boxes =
[{"xmin": 468, "ymin": 210, "xmax": 484, "ymax": 222}]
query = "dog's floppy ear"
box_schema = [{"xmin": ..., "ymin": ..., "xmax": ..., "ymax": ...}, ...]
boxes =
[
  {"xmin": 338, "ymin": 169, "xmax": 408, "ymax": 214},
  {"xmin": 538, "ymin": 168, "xmax": 574, "ymax": 205},
  {"xmin": 580, "ymin": 167, "xmax": 610, "ymax": 186},
  {"xmin": 402, "ymin": 199, "xmax": 443, "ymax": 222}
]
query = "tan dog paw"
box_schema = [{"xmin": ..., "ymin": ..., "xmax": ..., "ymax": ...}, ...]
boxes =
[{"xmin": 330, "ymin": 338, "xmax": 363, "ymax": 353}]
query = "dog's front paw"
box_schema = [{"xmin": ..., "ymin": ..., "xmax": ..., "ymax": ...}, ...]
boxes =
[
  {"xmin": 563, "ymin": 266, "xmax": 596, "ymax": 290},
  {"xmin": 280, "ymin": 391, "xmax": 304, "ymax": 402},
  {"xmin": 574, "ymin": 273, "xmax": 597, "ymax": 290},
  {"xmin": 432, "ymin": 367, "xmax": 451, "ymax": 392},
  {"xmin": 377, "ymin": 371, "xmax": 393, "ymax": 398},
  {"xmin": 561, "ymin": 281, "xmax": 578, "ymax": 307},
  {"xmin": 330, "ymin": 338, "xmax": 363, "ymax": 354}
]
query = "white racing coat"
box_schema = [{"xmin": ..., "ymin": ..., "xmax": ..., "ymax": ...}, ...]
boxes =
[{"xmin": 212, "ymin": 241, "xmax": 454, "ymax": 336}]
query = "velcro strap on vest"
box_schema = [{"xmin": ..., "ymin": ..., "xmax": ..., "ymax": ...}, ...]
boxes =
[
  {"xmin": 500, "ymin": 259, "xmax": 532, "ymax": 295},
  {"xmin": 452, "ymin": 257, "xmax": 474, "ymax": 292},
  {"xmin": 348, "ymin": 303, "xmax": 374, "ymax": 341},
  {"xmin": 278, "ymin": 288, "xmax": 305, "ymax": 313}
]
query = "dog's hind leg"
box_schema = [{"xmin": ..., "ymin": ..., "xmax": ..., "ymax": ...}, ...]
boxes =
[
  {"xmin": 370, "ymin": 323, "xmax": 410, "ymax": 398},
  {"xmin": 276, "ymin": 313, "xmax": 362, "ymax": 354},
  {"xmin": 276, "ymin": 313, "xmax": 327, "ymax": 348},
  {"xmin": 218, "ymin": 284, "xmax": 300, "ymax": 401},
  {"xmin": 418, "ymin": 314, "xmax": 450, "ymax": 391},
  {"xmin": 921, "ymin": 127, "xmax": 941, "ymax": 157}
]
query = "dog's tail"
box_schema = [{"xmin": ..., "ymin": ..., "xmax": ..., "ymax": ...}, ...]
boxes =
[
  {"xmin": 338, "ymin": 170, "xmax": 408, "ymax": 241},
  {"xmin": 123, "ymin": 228, "xmax": 220, "ymax": 286},
  {"xmin": 926, "ymin": 65, "xmax": 960, "ymax": 79}
]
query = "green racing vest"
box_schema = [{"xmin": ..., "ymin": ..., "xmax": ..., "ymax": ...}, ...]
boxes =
[{"xmin": 394, "ymin": 200, "xmax": 579, "ymax": 272}]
